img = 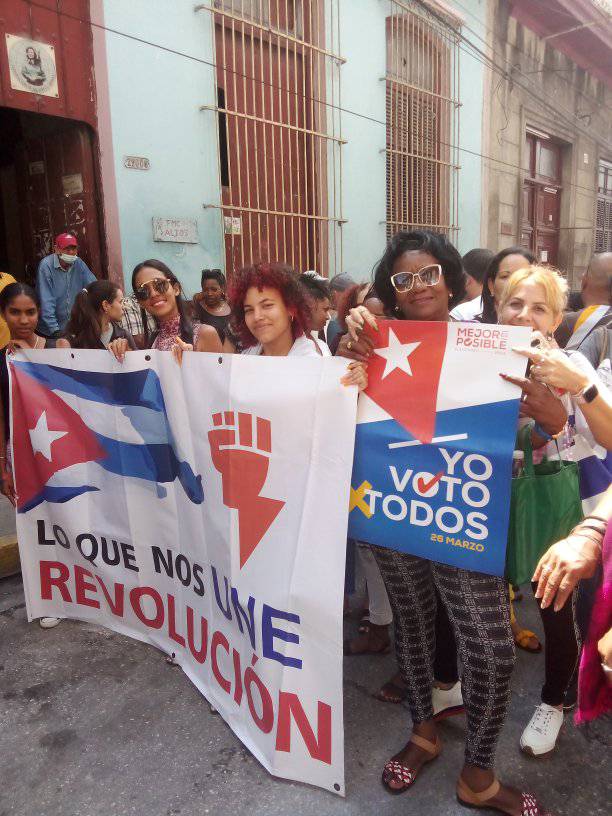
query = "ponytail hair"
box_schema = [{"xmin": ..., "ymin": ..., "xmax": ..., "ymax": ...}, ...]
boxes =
[
  {"xmin": 131, "ymin": 259, "xmax": 193, "ymax": 347},
  {"xmin": 64, "ymin": 279, "xmax": 121, "ymax": 349}
]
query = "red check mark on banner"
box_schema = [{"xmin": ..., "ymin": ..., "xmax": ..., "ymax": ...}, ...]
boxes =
[{"xmin": 417, "ymin": 471, "xmax": 444, "ymax": 494}]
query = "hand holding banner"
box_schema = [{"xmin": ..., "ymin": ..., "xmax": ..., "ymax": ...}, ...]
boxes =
[
  {"xmin": 11, "ymin": 349, "xmax": 357, "ymax": 795},
  {"xmin": 349, "ymin": 320, "xmax": 531, "ymax": 576}
]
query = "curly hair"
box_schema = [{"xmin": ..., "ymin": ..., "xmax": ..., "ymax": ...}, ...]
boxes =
[
  {"xmin": 479, "ymin": 246, "xmax": 536, "ymax": 324},
  {"xmin": 299, "ymin": 271, "xmax": 331, "ymax": 301},
  {"xmin": 374, "ymin": 230, "xmax": 465, "ymax": 315},
  {"xmin": 201, "ymin": 268, "xmax": 226, "ymax": 289},
  {"xmin": 228, "ymin": 263, "xmax": 311, "ymax": 348}
]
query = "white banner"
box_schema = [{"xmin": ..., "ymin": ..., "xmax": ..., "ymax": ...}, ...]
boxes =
[{"xmin": 11, "ymin": 349, "xmax": 357, "ymax": 795}]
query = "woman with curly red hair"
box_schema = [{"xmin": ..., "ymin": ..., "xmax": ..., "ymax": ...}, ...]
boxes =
[
  {"xmin": 229, "ymin": 263, "xmax": 367, "ymax": 388},
  {"xmin": 229, "ymin": 263, "xmax": 311, "ymax": 356},
  {"xmin": 172, "ymin": 262, "xmax": 366, "ymax": 385}
]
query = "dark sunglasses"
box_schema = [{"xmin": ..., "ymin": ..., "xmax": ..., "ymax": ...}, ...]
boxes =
[{"xmin": 134, "ymin": 278, "xmax": 171, "ymax": 302}]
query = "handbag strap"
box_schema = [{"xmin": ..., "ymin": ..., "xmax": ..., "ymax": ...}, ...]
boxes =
[
  {"xmin": 517, "ymin": 424, "xmax": 535, "ymax": 477},
  {"xmin": 517, "ymin": 422, "xmax": 563, "ymax": 475}
]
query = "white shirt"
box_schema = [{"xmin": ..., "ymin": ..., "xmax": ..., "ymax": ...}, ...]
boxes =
[
  {"xmin": 241, "ymin": 334, "xmax": 324, "ymax": 357},
  {"xmin": 450, "ymin": 295, "xmax": 482, "ymax": 322},
  {"xmin": 310, "ymin": 331, "xmax": 331, "ymax": 356}
]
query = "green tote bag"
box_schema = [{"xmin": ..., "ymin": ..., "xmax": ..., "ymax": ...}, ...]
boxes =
[{"xmin": 505, "ymin": 425, "xmax": 583, "ymax": 586}]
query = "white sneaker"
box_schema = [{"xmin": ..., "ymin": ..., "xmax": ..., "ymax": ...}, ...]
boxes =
[
  {"xmin": 520, "ymin": 703, "xmax": 563, "ymax": 756},
  {"xmin": 432, "ymin": 681, "xmax": 464, "ymax": 720},
  {"xmin": 39, "ymin": 617, "xmax": 61, "ymax": 629}
]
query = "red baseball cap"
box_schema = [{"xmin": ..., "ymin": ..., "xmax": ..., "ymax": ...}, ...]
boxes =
[{"xmin": 55, "ymin": 233, "xmax": 78, "ymax": 249}]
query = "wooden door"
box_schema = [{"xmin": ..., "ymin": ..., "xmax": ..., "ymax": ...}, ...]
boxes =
[
  {"xmin": 15, "ymin": 121, "xmax": 101, "ymax": 284},
  {"xmin": 522, "ymin": 133, "xmax": 562, "ymax": 265},
  {"xmin": 535, "ymin": 185, "xmax": 560, "ymax": 265}
]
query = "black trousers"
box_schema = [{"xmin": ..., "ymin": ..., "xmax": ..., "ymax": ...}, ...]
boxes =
[{"xmin": 533, "ymin": 582, "xmax": 580, "ymax": 707}]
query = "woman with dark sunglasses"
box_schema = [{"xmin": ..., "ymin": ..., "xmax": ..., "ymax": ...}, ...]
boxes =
[
  {"xmin": 131, "ymin": 260, "xmax": 222, "ymax": 355},
  {"xmin": 338, "ymin": 231, "xmax": 552, "ymax": 816}
]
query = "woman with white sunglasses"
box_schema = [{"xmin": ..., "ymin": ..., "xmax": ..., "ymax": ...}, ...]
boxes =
[{"xmin": 338, "ymin": 230, "xmax": 553, "ymax": 816}]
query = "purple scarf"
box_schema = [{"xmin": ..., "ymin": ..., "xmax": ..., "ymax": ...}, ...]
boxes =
[{"xmin": 576, "ymin": 522, "xmax": 612, "ymax": 724}]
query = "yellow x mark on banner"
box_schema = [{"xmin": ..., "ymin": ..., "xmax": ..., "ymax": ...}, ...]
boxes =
[{"xmin": 349, "ymin": 480, "xmax": 373, "ymax": 518}]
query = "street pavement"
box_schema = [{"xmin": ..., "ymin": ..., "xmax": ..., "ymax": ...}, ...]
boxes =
[{"xmin": 1, "ymin": 571, "xmax": 609, "ymax": 816}]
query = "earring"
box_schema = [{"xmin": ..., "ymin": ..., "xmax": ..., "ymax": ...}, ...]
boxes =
[{"xmin": 394, "ymin": 304, "xmax": 401, "ymax": 314}]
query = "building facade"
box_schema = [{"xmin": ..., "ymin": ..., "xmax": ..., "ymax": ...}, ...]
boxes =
[
  {"xmin": 482, "ymin": 0, "xmax": 612, "ymax": 288},
  {"xmin": 0, "ymin": 1, "xmax": 102, "ymax": 285},
  {"xmin": 0, "ymin": 0, "xmax": 488, "ymax": 294}
]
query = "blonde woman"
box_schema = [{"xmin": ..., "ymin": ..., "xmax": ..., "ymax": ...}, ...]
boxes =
[{"xmin": 499, "ymin": 265, "xmax": 611, "ymax": 757}]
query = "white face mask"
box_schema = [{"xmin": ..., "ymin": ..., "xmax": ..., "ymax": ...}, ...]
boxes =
[{"xmin": 59, "ymin": 253, "xmax": 77, "ymax": 265}]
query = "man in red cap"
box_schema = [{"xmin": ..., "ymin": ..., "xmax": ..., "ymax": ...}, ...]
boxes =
[{"xmin": 36, "ymin": 232, "xmax": 95, "ymax": 337}]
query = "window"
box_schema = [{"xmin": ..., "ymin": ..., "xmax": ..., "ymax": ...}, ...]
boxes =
[
  {"xmin": 217, "ymin": 87, "xmax": 230, "ymax": 187},
  {"xmin": 595, "ymin": 159, "xmax": 612, "ymax": 252},
  {"xmin": 385, "ymin": 1, "xmax": 460, "ymax": 242},
  {"xmin": 204, "ymin": 0, "xmax": 343, "ymax": 277},
  {"xmin": 213, "ymin": 2, "xmax": 304, "ymax": 49}
]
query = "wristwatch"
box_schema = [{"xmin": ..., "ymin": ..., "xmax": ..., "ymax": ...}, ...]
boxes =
[{"xmin": 574, "ymin": 382, "xmax": 599, "ymax": 405}]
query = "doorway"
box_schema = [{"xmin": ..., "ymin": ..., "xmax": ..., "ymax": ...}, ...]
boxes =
[
  {"xmin": 0, "ymin": 107, "xmax": 103, "ymax": 285},
  {"xmin": 521, "ymin": 131, "xmax": 562, "ymax": 266}
]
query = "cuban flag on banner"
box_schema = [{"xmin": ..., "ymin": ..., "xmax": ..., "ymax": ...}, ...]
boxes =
[
  {"xmin": 348, "ymin": 320, "xmax": 530, "ymax": 577},
  {"xmin": 12, "ymin": 349, "xmax": 357, "ymax": 795},
  {"xmin": 10, "ymin": 359, "xmax": 204, "ymax": 513}
]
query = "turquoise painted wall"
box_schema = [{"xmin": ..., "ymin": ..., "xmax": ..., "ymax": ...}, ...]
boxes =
[
  {"xmin": 454, "ymin": 0, "xmax": 487, "ymax": 255},
  {"xmin": 338, "ymin": 0, "xmax": 388, "ymax": 281},
  {"xmin": 100, "ymin": 0, "xmax": 487, "ymax": 290},
  {"xmin": 100, "ymin": 1, "xmax": 224, "ymax": 296}
]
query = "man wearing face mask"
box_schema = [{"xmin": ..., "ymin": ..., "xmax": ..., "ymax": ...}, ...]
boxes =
[{"xmin": 36, "ymin": 232, "xmax": 95, "ymax": 338}]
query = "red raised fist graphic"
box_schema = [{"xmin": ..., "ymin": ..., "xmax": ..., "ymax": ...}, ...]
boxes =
[{"xmin": 208, "ymin": 411, "xmax": 285, "ymax": 568}]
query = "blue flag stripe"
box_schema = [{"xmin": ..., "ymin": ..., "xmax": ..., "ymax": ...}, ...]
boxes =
[
  {"xmin": 19, "ymin": 485, "xmax": 100, "ymax": 514},
  {"xmin": 13, "ymin": 361, "xmax": 166, "ymax": 412},
  {"xmin": 93, "ymin": 433, "xmax": 204, "ymax": 504}
]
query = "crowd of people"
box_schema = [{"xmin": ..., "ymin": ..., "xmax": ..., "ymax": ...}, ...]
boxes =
[{"xmin": 1, "ymin": 230, "xmax": 611, "ymax": 816}]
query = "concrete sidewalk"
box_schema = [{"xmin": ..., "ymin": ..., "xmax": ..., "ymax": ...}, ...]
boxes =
[{"xmin": 0, "ymin": 575, "xmax": 608, "ymax": 816}]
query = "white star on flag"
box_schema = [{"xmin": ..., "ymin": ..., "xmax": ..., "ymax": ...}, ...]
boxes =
[
  {"xmin": 29, "ymin": 411, "xmax": 67, "ymax": 462},
  {"xmin": 373, "ymin": 329, "xmax": 421, "ymax": 379}
]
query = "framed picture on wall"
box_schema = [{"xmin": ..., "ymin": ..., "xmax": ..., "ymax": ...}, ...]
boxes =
[{"xmin": 6, "ymin": 34, "xmax": 59, "ymax": 98}]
